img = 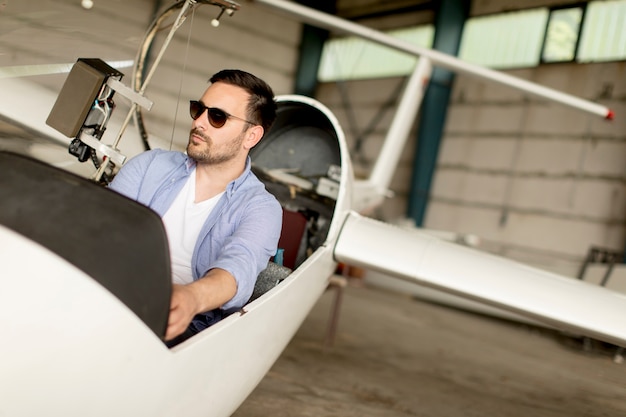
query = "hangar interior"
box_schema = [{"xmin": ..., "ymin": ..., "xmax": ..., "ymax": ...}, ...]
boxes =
[{"xmin": 1, "ymin": 0, "xmax": 624, "ymax": 279}]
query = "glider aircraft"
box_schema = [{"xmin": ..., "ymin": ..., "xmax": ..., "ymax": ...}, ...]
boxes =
[{"xmin": 0, "ymin": 1, "xmax": 624, "ymax": 416}]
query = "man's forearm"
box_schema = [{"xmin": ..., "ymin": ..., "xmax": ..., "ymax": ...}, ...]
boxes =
[{"xmin": 189, "ymin": 268, "xmax": 238, "ymax": 313}]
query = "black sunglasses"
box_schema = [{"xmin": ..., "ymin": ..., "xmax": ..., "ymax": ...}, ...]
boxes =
[{"xmin": 189, "ymin": 100, "xmax": 254, "ymax": 128}]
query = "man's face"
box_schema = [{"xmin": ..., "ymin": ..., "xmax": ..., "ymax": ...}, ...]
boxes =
[{"xmin": 187, "ymin": 82, "xmax": 251, "ymax": 164}]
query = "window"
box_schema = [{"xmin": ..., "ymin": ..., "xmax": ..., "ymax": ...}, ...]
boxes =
[
  {"xmin": 578, "ymin": 0, "xmax": 626, "ymax": 62},
  {"xmin": 316, "ymin": 0, "xmax": 626, "ymax": 81},
  {"xmin": 541, "ymin": 6, "xmax": 584, "ymax": 63},
  {"xmin": 317, "ymin": 25, "xmax": 434, "ymax": 82},
  {"xmin": 458, "ymin": 9, "xmax": 548, "ymax": 69}
]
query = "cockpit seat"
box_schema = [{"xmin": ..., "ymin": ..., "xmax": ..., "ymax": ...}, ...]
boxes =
[{"xmin": 249, "ymin": 261, "xmax": 292, "ymax": 303}]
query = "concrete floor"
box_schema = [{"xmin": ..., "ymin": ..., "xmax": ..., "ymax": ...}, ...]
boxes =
[{"xmin": 233, "ymin": 282, "xmax": 626, "ymax": 417}]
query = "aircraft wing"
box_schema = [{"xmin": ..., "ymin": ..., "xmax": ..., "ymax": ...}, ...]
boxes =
[
  {"xmin": 0, "ymin": 77, "xmax": 71, "ymax": 146},
  {"xmin": 333, "ymin": 211, "xmax": 626, "ymax": 347}
]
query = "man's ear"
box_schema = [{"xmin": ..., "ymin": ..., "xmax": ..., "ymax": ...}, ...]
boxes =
[{"xmin": 243, "ymin": 125, "xmax": 265, "ymax": 150}]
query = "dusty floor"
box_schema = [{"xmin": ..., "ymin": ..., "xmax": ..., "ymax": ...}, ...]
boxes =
[{"xmin": 233, "ymin": 282, "xmax": 626, "ymax": 417}]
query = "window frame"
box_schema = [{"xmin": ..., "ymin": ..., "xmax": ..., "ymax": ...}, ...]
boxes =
[{"xmin": 538, "ymin": 3, "xmax": 588, "ymax": 65}]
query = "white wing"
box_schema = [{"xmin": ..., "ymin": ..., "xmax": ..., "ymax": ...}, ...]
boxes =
[{"xmin": 334, "ymin": 212, "xmax": 626, "ymax": 347}]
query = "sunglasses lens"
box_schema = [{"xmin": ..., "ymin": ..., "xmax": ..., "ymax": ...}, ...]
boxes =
[
  {"xmin": 189, "ymin": 101, "xmax": 203, "ymax": 120},
  {"xmin": 189, "ymin": 101, "xmax": 229, "ymax": 128},
  {"xmin": 207, "ymin": 108, "xmax": 227, "ymax": 128}
]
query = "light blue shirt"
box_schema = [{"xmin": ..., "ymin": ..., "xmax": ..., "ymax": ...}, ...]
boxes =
[{"xmin": 109, "ymin": 149, "xmax": 282, "ymax": 327}]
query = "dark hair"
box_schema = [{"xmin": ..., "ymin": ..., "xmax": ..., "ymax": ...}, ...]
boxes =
[{"xmin": 209, "ymin": 69, "xmax": 277, "ymax": 135}]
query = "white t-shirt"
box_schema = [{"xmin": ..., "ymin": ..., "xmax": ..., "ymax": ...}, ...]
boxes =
[{"xmin": 162, "ymin": 169, "xmax": 223, "ymax": 285}]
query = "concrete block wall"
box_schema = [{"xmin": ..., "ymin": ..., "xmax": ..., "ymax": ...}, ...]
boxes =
[
  {"xmin": 316, "ymin": 61, "xmax": 625, "ymax": 277},
  {"xmin": 427, "ymin": 62, "xmax": 626, "ymax": 276}
]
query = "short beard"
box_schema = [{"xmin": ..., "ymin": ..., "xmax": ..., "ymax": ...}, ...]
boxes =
[{"xmin": 187, "ymin": 127, "xmax": 244, "ymax": 165}]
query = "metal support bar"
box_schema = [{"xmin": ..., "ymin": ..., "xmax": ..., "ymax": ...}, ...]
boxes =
[
  {"xmin": 325, "ymin": 275, "xmax": 347, "ymax": 348},
  {"xmin": 352, "ymin": 57, "xmax": 432, "ymax": 213},
  {"xmin": 577, "ymin": 246, "xmax": 621, "ymax": 287},
  {"xmin": 106, "ymin": 78, "xmax": 153, "ymax": 111},
  {"xmin": 79, "ymin": 132, "xmax": 126, "ymax": 166},
  {"xmin": 369, "ymin": 57, "xmax": 432, "ymax": 194}
]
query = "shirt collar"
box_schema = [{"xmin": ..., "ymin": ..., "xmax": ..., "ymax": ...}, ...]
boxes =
[
  {"xmin": 229, "ymin": 156, "xmax": 252, "ymax": 195},
  {"xmin": 184, "ymin": 154, "xmax": 196, "ymax": 172}
]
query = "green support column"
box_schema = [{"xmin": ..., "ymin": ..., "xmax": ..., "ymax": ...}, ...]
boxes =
[
  {"xmin": 293, "ymin": 1, "xmax": 336, "ymax": 97},
  {"xmin": 407, "ymin": 0, "xmax": 470, "ymax": 226}
]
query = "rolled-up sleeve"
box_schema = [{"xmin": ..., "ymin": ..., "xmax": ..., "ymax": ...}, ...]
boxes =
[{"xmin": 210, "ymin": 192, "xmax": 282, "ymax": 309}]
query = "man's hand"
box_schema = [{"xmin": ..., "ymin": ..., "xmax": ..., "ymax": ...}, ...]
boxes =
[
  {"xmin": 165, "ymin": 269, "xmax": 238, "ymax": 341},
  {"xmin": 166, "ymin": 284, "xmax": 201, "ymax": 341}
]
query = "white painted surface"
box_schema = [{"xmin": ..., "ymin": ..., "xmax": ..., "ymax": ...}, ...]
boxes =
[{"xmin": 0, "ymin": 224, "xmax": 337, "ymax": 416}]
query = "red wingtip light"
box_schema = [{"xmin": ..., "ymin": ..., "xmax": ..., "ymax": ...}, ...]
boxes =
[{"xmin": 606, "ymin": 109, "xmax": 615, "ymax": 120}]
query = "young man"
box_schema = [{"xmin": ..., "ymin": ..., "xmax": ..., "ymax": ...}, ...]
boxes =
[{"xmin": 109, "ymin": 69, "xmax": 282, "ymax": 343}]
